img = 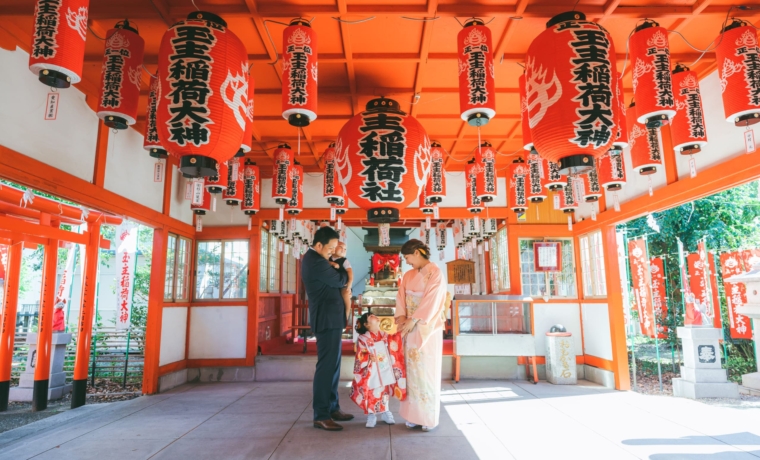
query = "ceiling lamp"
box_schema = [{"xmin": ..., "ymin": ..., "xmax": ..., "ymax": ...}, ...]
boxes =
[
  {"xmin": 144, "ymin": 76, "xmax": 167, "ymax": 159},
  {"xmin": 322, "ymin": 142, "xmax": 344, "ymax": 204},
  {"xmin": 457, "ymin": 18, "xmax": 496, "ymax": 127},
  {"xmin": 285, "ymin": 163, "xmax": 304, "ymax": 215},
  {"xmin": 629, "ymin": 20, "xmax": 675, "ymax": 128},
  {"xmin": 465, "ymin": 160, "xmax": 483, "ymax": 214},
  {"xmin": 627, "ymin": 102, "xmax": 663, "ymax": 175},
  {"xmin": 282, "ymin": 19, "xmax": 317, "ymax": 127},
  {"xmin": 272, "ymin": 143, "xmax": 295, "ymax": 206},
  {"xmin": 715, "ymin": 19, "xmax": 760, "ymax": 126},
  {"xmin": 597, "ymin": 151, "xmax": 627, "ymax": 191},
  {"xmin": 509, "ymin": 157, "xmax": 528, "ymax": 213},
  {"xmin": 526, "ymin": 150, "xmax": 548, "ymax": 203},
  {"xmin": 425, "ymin": 142, "xmax": 447, "ymax": 203},
  {"xmin": 29, "ymin": 0, "xmax": 89, "ymax": 88},
  {"xmin": 671, "ymin": 64, "xmax": 708, "ymax": 155},
  {"xmin": 223, "ymin": 157, "xmax": 243, "ymax": 206}
]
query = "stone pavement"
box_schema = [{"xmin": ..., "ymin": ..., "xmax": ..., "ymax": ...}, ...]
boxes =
[{"xmin": 0, "ymin": 380, "xmax": 759, "ymax": 459}]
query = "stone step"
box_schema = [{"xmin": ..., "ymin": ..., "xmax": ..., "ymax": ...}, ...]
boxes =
[{"xmin": 672, "ymin": 378, "xmax": 740, "ymax": 399}]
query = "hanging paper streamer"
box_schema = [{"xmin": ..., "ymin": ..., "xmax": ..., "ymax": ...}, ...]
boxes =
[
  {"xmin": 330, "ymin": 207, "xmax": 336, "ymax": 222},
  {"xmin": 279, "ymin": 206, "xmax": 284, "ymax": 221},
  {"xmin": 433, "ymin": 205, "xmax": 440, "ymax": 220},
  {"xmin": 648, "ymin": 176, "xmax": 653, "ymax": 196},
  {"xmin": 689, "ymin": 157, "xmax": 697, "ymax": 178},
  {"xmin": 426, "ymin": 216, "xmax": 431, "ymax": 229},
  {"xmin": 378, "ymin": 223, "xmax": 391, "ymax": 247},
  {"xmin": 191, "ymin": 180, "xmax": 204, "ymax": 206},
  {"xmin": 337, "ymin": 216, "xmax": 342, "ymax": 229},
  {"xmin": 196, "ymin": 215, "xmax": 203, "ymax": 232},
  {"xmin": 567, "ymin": 215, "xmax": 572, "ymax": 231},
  {"xmin": 247, "ymin": 216, "xmax": 252, "ymax": 231},
  {"xmin": 614, "ymin": 193, "xmax": 621, "ymax": 212},
  {"xmin": 746, "ymin": 130, "xmax": 756, "ymax": 154}
]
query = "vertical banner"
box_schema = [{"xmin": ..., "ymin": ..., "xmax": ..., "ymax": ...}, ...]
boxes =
[
  {"xmin": 115, "ymin": 222, "xmax": 139, "ymax": 330},
  {"xmin": 53, "ymin": 245, "xmax": 77, "ymax": 331},
  {"xmin": 720, "ymin": 252, "xmax": 753, "ymax": 340},
  {"xmin": 686, "ymin": 242, "xmax": 722, "ymax": 328},
  {"xmin": 628, "ymin": 239, "xmax": 655, "ymax": 337},
  {"xmin": 649, "ymin": 257, "xmax": 669, "ymax": 339},
  {"xmin": 0, "ymin": 244, "xmax": 7, "ymax": 310}
]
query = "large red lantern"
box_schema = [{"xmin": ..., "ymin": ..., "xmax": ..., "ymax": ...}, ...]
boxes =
[
  {"xmin": 156, "ymin": 12, "xmax": 248, "ymax": 177},
  {"xmin": 223, "ymin": 157, "xmax": 244, "ymax": 205},
  {"xmin": 28, "ymin": 0, "xmax": 89, "ymax": 88},
  {"xmin": 671, "ymin": 64, "xmax": 708, "ymax": 155},
  {"xmin": 322, "ymin": 142, "xmax": 344, "ymax": 204},
  {"xmin": 286, "ymin": 164, "xmax": 304, "ymax": 215},
  {"xmin": 520, "ymin": 73, "xmax": 533, "ymax": 151},
  {"xmin": 96, "ymin": 20, "xmax": 145, "ymax": 129},
  {"xmin": 509, "ymin": 158, "xmax": 528, "ymax": 213},
  {"xmin": 475, "ymin": 141, "xmax": 497, "ymax": 202},
  {"xmin": 545, "ymin": 161, "xmax": 565, "ymax": 191},
  {"xmin": 525, "ymin": 12, "xmax": 617, "ymax": 174},
  {"xmin": 465, "ymin": 160, "xmax": 483, "ymax": 214},
  {"xmin": 526, "ymin": 150, "xmax": 548, "ymax": 203},
  {"xmin": 144, "ymin": 76, "xmax": 167, "ymax": 159},
  {"xmin": 425, "ymin": 142, "xmax": 447, "ymax": 203},
  {"xmin": 558, "ymin": 176, "xmax": 579, "ymax": 213},
  {"xmin": 205, "ymin": 160, "xmax": 228, "ymax": 194},
  {"xmin": 272, "ymin": 143, "xmax": 294, "ymax": 205},
  {"xmin": 457, "ymin": 19, "xmax": 496, "ymax": 127},
  {"xmin": 613, "ymin": 72, "xmax": 629, "ymax": 152},
  {"xmin": 629, "ymin": 20, "xmax": 675, "ymax": 127},
  {"xmin": 580, "ymin": 169, "xmax": 602, "ymax": 202},
  {"xmin": 335, "ymin": 98, "xmax": 431, "ymax": 223},
  {"xmin": 597, "ymin": 152, "xmax": 627, "ymax": 191},
  {"xmin": 282, "ymin": 19, "xmax": 318, "ymax": 127},
  {"xmin": 238, "ymin": 70, "xmax": 254, "ymax": 156},
  {"xmin": 628, "ymin": 102, "xmax": 663, "ymax": 175},
  {"xmin": 715, "ymin": 19, "xmax": 760, "ymax": 126},
  {"xmin": 241, "ymin": 160, "xmax": 260, "ymax": 215}
]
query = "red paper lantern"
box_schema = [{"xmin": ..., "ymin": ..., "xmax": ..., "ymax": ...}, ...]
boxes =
[
  {"xmin": 28, "ymin": 0, "xmax": 89, "ymax": 88},
  {"xmin": 597, "ymin": 152, "xmax": 627, "ymax": 191},
  {"xmin": 628, "ymin": 102, "xmax": 663, "ymax": 175},
  {"xmin": 465, "ymin": 160, "xmax": 483, "ymax": 214},
  {"xmin": 629, "ymin": 20, "xmax": 675, "ymax": 127},
  {"xmin": 285, "ymin": 164, "xmax": 304, "ymax": 215},
  {"xmin": 558, "ymin": 175, "xmax": 579, "ymax": 213},
  {"xmin": 144, "ymin": 76, "xmax": 167, "ymax": 159},
  {"xmin": 419, "ymin": 188, "xmax": 435, "ymax": 214},
  {"xmin": 191, "ymin": 188, "xmax": 211, "ymax": 215},
  {"xmin": 322, "ymin": 142, "xmax": 344, "ymax": 204},
  {"xmin": 613, "ymin": 72, "xmax": 629, "ymax": 152},
  {"xmin": 509, "ymin": 158, "xmax": 528, "ymax": 213},
  {"xmin": 520, "ymin": 73, "xmax": 533, "ymax": 151},
  {"xmin": 282, "ymin": 19, "xmax": 318, "ymax": 127},
  {"xmin": 96, "ymin": 21, "xmax": 145, "ymax": 129},
  {"xmin": 241, "ymin": 160, "xmax": 260, "ymax": 215},
  {"xmin": 475, "ymin": 141, "xmax": 497, "ymax": 202},
  {"xmin": 457, "ymin": 19, "xmax": 496, "ymax": 127},
  {"xmin": 525, "ymin": 12, "xmax": 617, "ymax": 174},
  {"xmin": 238, "ymin": 70, "xmax": 254, "ymax": 156},
  {"xmin": 156, "ymin": 12, "xmax": 248, "ymax": 177},
  {"xmin": 334, "ymin": 192, "xmax": 348, "ymax": 215},
  {"xmin": 526, "ymin": 150, "xmax": 548, "ymax": 203},
  {"xmin": 271, "ymin": 143, "xmax": 294, "ymax": 205},
  {"xmin": 205, "ymin": 160, "xmax": 228, "ymax": 194},
  {"xmin": 425, "ymin": 142, "xmax": 446, "ymax": 203},
  {"xmin": 671, "ymin": 64, "xmax": 708, "ymax": 155},
  {"xmin": 545, "ymin": 161, "xmax": 565, "ymax": 191},
  {"xmin": 715, "ymin": 19, "xmax": 760, "ymax": 126},
  {"xmin": 334, "ymin": 98, "xmax": 431, "ymax": 223},
  {"xmin": 223, "ymin": 157, "xmax": 244, "ymax": 205},
  {"xmin": 580, "ymin": 169, "xmax": 602, "ymax": 202}
]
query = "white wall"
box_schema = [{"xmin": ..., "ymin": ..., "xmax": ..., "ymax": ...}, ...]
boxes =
[
  {"xmin": 169, "ymin": 165, "xmax": 194, "ymax": 225},
  {"xmin": 104, "ymin": 127, "xmax": 164, "ymax": 212},
  {"xmin": 0, "ymin": 47, "xmax": 98, "ymax": 181},
  {"xmin": 159, "ymin": 307, "xmax": 188, "ymax": 366},
  {"xmin": 581, "ymin": 303, "xmax": 613, "ymax": 361},
  {"xmin": 532, "ymin": 302, "xmax": 583, "ymax": 357},
  {"xmin": 188, "ymin": 306, "xmax": 248, "ymax": 359}
]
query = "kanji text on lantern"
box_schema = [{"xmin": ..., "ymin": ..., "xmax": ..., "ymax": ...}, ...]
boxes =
[{"xmin": 358, "ymin": 113, "xmax": 407, "ymax": 203}]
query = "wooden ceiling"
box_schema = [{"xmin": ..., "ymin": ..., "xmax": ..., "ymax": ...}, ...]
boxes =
[{"xmin": 1, "ymin": 0, "xmax": 757, "ymax": 174}]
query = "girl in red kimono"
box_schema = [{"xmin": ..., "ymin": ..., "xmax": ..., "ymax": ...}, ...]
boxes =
[{"xmin": 350, "ymin": 313, "xmax": 406, "ymax": 428}]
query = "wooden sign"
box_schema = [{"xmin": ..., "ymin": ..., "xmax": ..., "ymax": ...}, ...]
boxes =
[
  {"xmin": 446, "ymin": 259, "xmax": 476, "ymax": 284},
  {"xmin": 533, "ymin": 242, "xmax": 562, "ymax": 272}
]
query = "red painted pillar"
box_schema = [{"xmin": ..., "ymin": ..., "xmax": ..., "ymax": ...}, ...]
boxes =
[
  {"xmin": 602, "ymin": 225, "xmax": 631, "ymax": 390},
  {"xmin": 71, "ymin": 222, "xmax": 101, "ymax": 408},
  {"xmin": 32, "ymin": 237, "xmax": 58, "ymax": 411},
  {"xmin": 0, "ymin": 242, "xmax": 23, "ymax": 411},
  {"xmin": 142, "ymin": 227, "xmax": 168, "ymax": 395}
]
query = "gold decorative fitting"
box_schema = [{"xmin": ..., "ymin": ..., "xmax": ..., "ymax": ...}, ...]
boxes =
[
  {"xmin": 190, "ymin": 158, "xmax": 197, "ymax": 164},
  {"xmin": 196, "ymin": 14, "xmax": 202, "ymax": 19},
  {"xmin": 43, "ymin": 70, "xmax": 49, "ymax": 75},
  {"xmin": 736, "ymin": 117, "xmax": 741, "ymax": 122},
  {"xmin": 583, "ymin": 158, "xmax": 588, "ymax": 163},
  {"xmin": 381, "ymin": 101, "xmax": 386, "ymax": 105},
  {"xmin": 574, "ymin": 14, "xmax": 580, "ymax": 19}
]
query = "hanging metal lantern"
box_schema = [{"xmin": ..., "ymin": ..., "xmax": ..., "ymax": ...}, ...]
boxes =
[
  {"xmin": 545, "ymin": 161, "xmax": 565, "ymax": 191},
  {"xmin": 237, "ymin": 70, "xmax": 255, "ymax": 157},
  {"xmin": 223, "ymin": 157, "xmax": 244, "ymax": 205},
  {"xmin": 558, "ymin": 175, "xmax": 579, "ymax": 213},
  {"xmin": 525, "ymin": 12, "xmax": 617, "ymax": 174},
  {"xmin": 28, "ymin": 0, "xmax": 89, "ymax": 88},
  {"xmin": 627, "ymin": 102, "xmax": 663, "ymax": 175},
  {"xmin": 241, "ymin": 160, "xmax": 260, "ymax": 215},
  {"xmin": 526, "ymin": 149, "xmax": 547, "ymax": 203},
  {"xmin": 96, "ymin": 20, "xmax": 145, "ymax": 129},
  {"xmin": 715, "ymin": 19, "xmax": 760, "ymax": 126},
  {"xmin": 671, "ymin": 64, "xmax": 708, "ymax": 155},
  {"xmin": 282, "ymin": 19, "xmax": 318, "ymax": 127},
  {"xmin": 285, "ymin": 164, "xmax": 304, "ymax": 215},
  {"xmin": 580, "ymin": 169, "xmax": 602, "ymax": 202},
  {"xmin": 519, "ymin": 72, "xmax": 533, "ymax": 151},
  {"xmin": 612, "ymin": 71, "xmax": 629, "ymax": 153},
  {"xmin": 597, "ymin": 151, "xmax": 627, "ymax": 191},
  {"xmin": 322, "ymin": 142, "xmax": 344, "ymax": 204},
  {"xmin": 457, "ymin": 18, "xmax": 496, "ymax": 127},
  {"xmin": 509, "ymin": 158, "xmax": 528, "ymax": 213},
  {"xmin": 465, "ymin": 160, "xmax": 483, "ymax": 214},
  {"xmin": 144, "ymin": 76, "xmax": 167, "ymax": 159},
  {"xmin": 475, "ymin": 141, "xmax": 497, "ymax": 202},
  {"xmin": 629, "ymin": 20, "xmax": 675, "ymax": 128},
  {"xmin": 205, "ymin": 160, "xmax": 228, "ymax": 194},
  {"xmin": 335, "ymin": 97, "xmax": 431, "ymax": 223},
  {"xmin": 156, "ymin": 11, "xmax": 248, "ymax": 177},
  {"xmin": 272, "ymin": 143, "xmax": 294, "ymax": 205},
  {"xmin": 425, "ymin": 141, "xmax": 446, "ymax": 203}
]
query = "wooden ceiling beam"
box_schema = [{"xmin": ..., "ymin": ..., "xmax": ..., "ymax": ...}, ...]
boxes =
[
  {"xmin": 409, "ymin": 0, "xmax": 439, "ymax": 118},
  {"xmin": 336, "ymin": 0, "xmax": 359, "ymax": 115}
]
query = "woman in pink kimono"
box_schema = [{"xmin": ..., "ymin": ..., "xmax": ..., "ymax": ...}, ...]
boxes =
[{"xmin": 395, "ymin": 239, "xmax": 448, "ymax": 431}]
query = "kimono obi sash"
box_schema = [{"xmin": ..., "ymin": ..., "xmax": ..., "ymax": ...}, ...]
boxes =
[
  {"xmin": 364, "ymin": 338, "xmax": 397, "ymax": 390},
  {"xmin": 405, "ymin": 290, "xmax": 424, "ymax": 315}
]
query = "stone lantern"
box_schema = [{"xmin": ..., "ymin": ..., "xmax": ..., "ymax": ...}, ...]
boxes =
[{"xmin": 725, "ymin": 264, "xmax": 760, "ymax": 394}]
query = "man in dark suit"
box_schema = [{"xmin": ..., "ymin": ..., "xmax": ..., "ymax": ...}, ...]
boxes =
[{"xmin": 301, "ymin": 226, "xmax": 354, "ymax": 431}]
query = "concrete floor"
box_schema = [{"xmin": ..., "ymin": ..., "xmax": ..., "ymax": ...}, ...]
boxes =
[{"xmin": 0, "ymin": 380, "xmax": 759, "ymax": 459}]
